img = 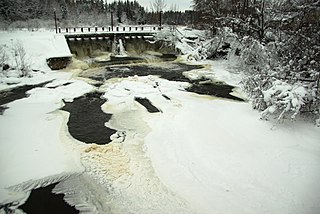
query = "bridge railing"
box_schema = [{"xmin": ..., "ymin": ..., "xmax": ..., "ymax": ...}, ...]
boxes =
[{"xmin": 57, "ymin": 25, "xmax": 162, "ymax": 34}]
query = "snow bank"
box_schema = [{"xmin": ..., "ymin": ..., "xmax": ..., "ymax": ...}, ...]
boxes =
[{"xmin": 0, "ymin": 30, "xmax": 71, "ymax": 72}]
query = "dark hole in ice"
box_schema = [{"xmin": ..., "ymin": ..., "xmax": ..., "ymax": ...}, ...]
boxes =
[
  {"xmin": 134, "ymin": 97, "xmax": 161, "ymax": 113},
  {"xmin": 159, "ymin": 54, "xmax": 177, "ymax": 61},
  {"xmin": 187, "ymin": 81, "xmax": 244, "ymax": 101},
  {"xmin": 0, "ymin": 81, "xmax": 52, "ymax": 115},
  {"xmin": 101, "ymin": 63, "xmax": 203, "ymax": 82},
  {"xmin": 46, "ymin": 82, "xmax": 73, "ymax": 89},
  {"xmin": 162, "ymin": 94, "xmax": 171, "ymax": 100},
  {"xmin": 0, "ymin": 106, "xmax": 8, "ymax": 115},
  {"xmin": 19, "ymin": 183, "xmax": 78, "ymax": 214},
  {"xmin": 62, "ymin": 92, "xmax": 116, "ymax": 145},
  {"xmin": 99, "ymin": 63, "xmax": 243, "ymax": 101}
]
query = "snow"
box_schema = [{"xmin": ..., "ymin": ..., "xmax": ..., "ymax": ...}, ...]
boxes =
[
  {"xmin": 261, "ymin": 80, "xmax": 309, "ymax": 120},
  {"xmin": 184, "ymin": 59, "xmax": 243, "ymax": 87},
  {"xmin": 0, "ymin": 30, "xmax": 71, "ymax": 72}
]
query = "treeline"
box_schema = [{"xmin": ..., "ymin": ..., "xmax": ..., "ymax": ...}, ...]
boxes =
[
  {"xmin": 0, "ymin": 0, "xmax": 194, "ymax": 28},
  {"xmin": 193, "ymin": 0, "xmax": 320, "ymax": 124}
]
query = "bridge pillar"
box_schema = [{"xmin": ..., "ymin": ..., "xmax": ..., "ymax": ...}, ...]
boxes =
[
  {"xmin": 159, "ymin": 11, "xmax": 163, "ymax": 28},
  {"xmin": 54, "ymin": 10, "xmax": 57, "ymax": 33}
]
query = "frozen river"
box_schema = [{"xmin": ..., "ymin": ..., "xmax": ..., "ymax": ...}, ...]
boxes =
[{"xmin": 1, "ymin": 57, "xmax": 319, "ymax": 214}]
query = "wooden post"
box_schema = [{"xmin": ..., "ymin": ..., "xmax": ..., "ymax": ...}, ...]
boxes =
[
  {"xmin": 111, "ymin": 11, "xmax": 114, "ymax": 31},
  {"xmin": 159, "ymin": 11, "xmax": 163, "ymax": 28},
  {"xmin": 54, "ymin": 9, "xmax": 58, "ymax": 33}
]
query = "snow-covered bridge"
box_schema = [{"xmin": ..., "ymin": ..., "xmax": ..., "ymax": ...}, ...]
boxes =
[{"xmin": 58, "ymin": 25, "xmax": 161, "ymax": 40}]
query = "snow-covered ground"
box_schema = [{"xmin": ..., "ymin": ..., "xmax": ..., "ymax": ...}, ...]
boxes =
[
  {"xmin": 0, "ymin": 30, "xmax": 71, "ymax": 73},
  {"xmin": 0, "ymin": 30, "xmax": 319, "ymax": 214}
]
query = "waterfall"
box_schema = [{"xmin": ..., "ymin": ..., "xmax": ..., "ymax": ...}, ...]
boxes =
[{"xmin": 118, "ymin": 39, "xmax": 127, "ymax": 57}]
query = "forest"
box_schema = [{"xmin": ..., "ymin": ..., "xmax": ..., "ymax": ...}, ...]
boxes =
[
  {"xmin": 0, "ymin": 0, "xmax": 193, "ymax": 28},
  {"xmin": 192, "ymin": 0, "xmax": 319, "ymax": 124}
]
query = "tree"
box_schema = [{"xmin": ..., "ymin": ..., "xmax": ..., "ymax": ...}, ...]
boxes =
[{"xmin": 150, "ymin": 0, "xmax": 167, "ymax": 12}]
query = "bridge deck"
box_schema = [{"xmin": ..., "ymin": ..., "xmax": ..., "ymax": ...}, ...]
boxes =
[{"xmin": 59, "ymin": 25, "xmax": 161, "ymax": 39}]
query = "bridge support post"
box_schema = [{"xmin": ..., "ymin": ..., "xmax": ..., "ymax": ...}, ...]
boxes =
[
  {"xmin": 159, "ymin": 11, "xmax": 163, "ymax": 29},
  {"xmin": 111, "ymin": 11, "xmax": 114, "ymax": 31},
  {"xmin": 54, "ymin": 10, "xmax": 57, "ymax": 34}
]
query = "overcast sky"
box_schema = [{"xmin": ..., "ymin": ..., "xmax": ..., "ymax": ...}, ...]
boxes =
[{"xmin": 108, "ymin": 0, "xmax": 193, "ymax": 11}]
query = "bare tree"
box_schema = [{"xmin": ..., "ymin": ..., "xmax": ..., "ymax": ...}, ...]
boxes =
[
  {"xmin": 170, "ymin": 3, "xmax": 179, "ymax": 12},
  {"xmin": 150, "ymin": 0, "xmax": 167, "ymax": 12},
  {"xmin": 12, "ymin": 41, "xmax": 30, "ymax": 77}
]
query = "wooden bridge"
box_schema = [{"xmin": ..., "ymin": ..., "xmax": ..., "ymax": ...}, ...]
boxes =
[{"xmin": 57, "ymin": 25, "xmax": 162, "ymax": 40}]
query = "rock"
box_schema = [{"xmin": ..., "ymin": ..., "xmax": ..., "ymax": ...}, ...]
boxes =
[
  {"xmin": 2, "ymin": 64, "xmax": 10, "ymax": 70},
  {"xmin": 46, "ymin": 57, "xmax": 72, "ymax": 70}
]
